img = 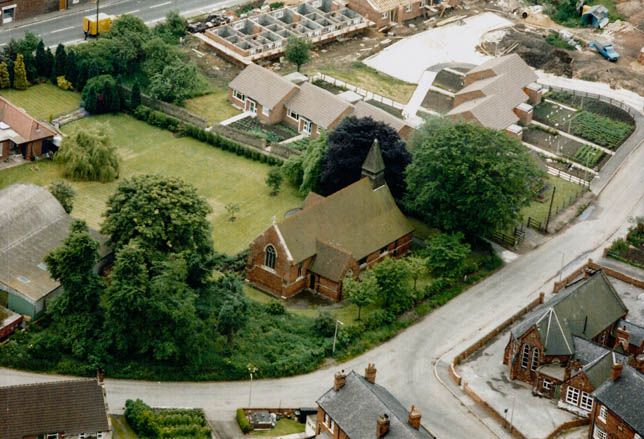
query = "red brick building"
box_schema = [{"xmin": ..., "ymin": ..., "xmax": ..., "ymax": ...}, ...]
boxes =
[
  {"xmin": 0, "ymin": 0, "xmax": 92, "ymax": 25},
  {"xmin": 315, "ymin": 365, "xmax": 435, "ymax": 439},
  {"xmin": 589, "ymin": 364, "xmax": 644, "ymax": 439},
  {"xmin": 0, "ymin": 96, "xmax": 57, "ymax": 161},
  {"xmin": 246, "ymin": 140, "xmax": 413, "ymax": 301}
]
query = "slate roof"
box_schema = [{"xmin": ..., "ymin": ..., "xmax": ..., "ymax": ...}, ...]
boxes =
[
  {"xmin": 286, "ymin": 82, "xmax": 352, "ymax": 129},
  {"xmin": 274, "ymin": 178, "xmax": 414, "ymax": 265},
  {"xmin": 0, "ymin": 183, "xmax": 108, "ymax": 302},
  {"xmin": 0, "ymin": 379, "xmax": 110, "ymax": 439},
  {"xmin": 511, "ymin": 271, "xmax": 628, "ymax": 356},
  {"xmin": 352, "ymin": 101, "xmax": 408, "ymax": 134},
  {"xmin": 316, "ymin": 371, "xmax": 435, "ymax": 439},
  {"xmin": 593, "ymin": 365, "xmax": 644, "ymax": 435},
  {"xmin": 229, "ymin": 63, "xmax": 298, "ymax": 110},
  {"xmin": 614, "ymin": 319, "xmax": 644, "ymax": 347},
  {"xmin": 362, "ymin": 139, "xmax": 385, "ymax": 175},
  {"xmin": 572, "ymin": 336, "xmax": 616, "ymax": 366},
  {"xmin": 309, "ymin": 239, "xmax": 353, "ymax": 282},
  {"xmin": 0, "ymin": 96, "xmax": 56, "ymax": 143},
  {"xmin": 448, "ymin": 94, "xmax": 520, "ymax": 130}
]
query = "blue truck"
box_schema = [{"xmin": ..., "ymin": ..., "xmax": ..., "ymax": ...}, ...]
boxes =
[{"xmin": 588, "ymin": 42, "xmax": 620, "ymax": 62}]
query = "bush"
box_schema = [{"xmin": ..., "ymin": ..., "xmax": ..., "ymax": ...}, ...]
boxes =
[
  {"xmin": 269, "ymin": 2, "xmax": 284, "ymax": 9},
  {"xmin": 609, "ymin": 238, "xmax": 630, "ymax": 254},
  {"xmin": 364, "ymin": 310, "xmax": 396, "ymax": 330},
  {"xmin": 49, "ymin": 180, "xmax": 76, "ymax": 213},
  {"xmin": 236, "ymin": 409, "xmax": 252, "ymax": 433},
  {"xmin": 125, "ymin": 399, "xmax": 160, "ymax": 439},
  {"xmin": 480, "ymin": 253, "xmax": 503, "ymax": 272},
  {"xmin": 55, "ymin": 124, "xmax": 120, "ymax": 182},
  {"xmin": 56, "ymin": 75, "xmax": 73, "ymax": 90},
  {"xmin": 313, "ymin": 311, "xmax": 336, "ymax": 337},
  {"xmin": 266, "ymin": 302, "xmax": 286, "ymax": 315},
  {"xmin": 82, "ymin": 75, "xmax": 121, "ymax": 114}
]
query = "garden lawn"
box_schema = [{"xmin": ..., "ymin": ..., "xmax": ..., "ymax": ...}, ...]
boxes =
[
  {"xmin": 0, "ymin": 114, "xmax": 302, "ymax": 255},
  {"xmin": 250, "ymin": 419, "xmax": 306, "ymax": 436},
  {"xmin": 110, "ymin": 416, "xmax": 139, "ymax": 439},
  {"xmin": 307, "ymin": 62, "xmax": 416, "ymax": 104},
  {"xmin": 183, "ymin": 88, "xmax": 241, "ymax": 123},
  {"xmin": 521, "ymin": 175, "xmax": 584, "ymax": 223},
  {"xmin": 0, "ymin": 84, "xmax": 81, "ymax": 120}
]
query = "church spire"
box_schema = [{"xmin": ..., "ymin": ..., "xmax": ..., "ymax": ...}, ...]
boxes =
[{"xmin": 361, "ymin": 139, "xmax": 386, "ymax": 189}]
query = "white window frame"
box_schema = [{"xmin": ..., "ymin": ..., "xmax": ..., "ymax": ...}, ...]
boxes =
[
  {"xmin": 287, "ymin": 108, "xmax": 299, "ymax": 121},
  {"xmin": 302, "ymin": 119, "xmax": 312, "ymax": 135},
  {"xmin": 542, "ymin": 379, "xmax": 552, "ymax": 390},
  {"xmin": 2, "ymin": 5, "xmax": 16, "ymax": 24},
  {"xmin": 329, "ymin": 419, "xmax": 335, "ymax": 432},
  {"xmin": 566, "ymin": 386, "xmax": 580, "ymax": 406},
  {"xmin": 97, "ymin": 433, "xmax": 104, "ymax": 439},
  {"xmin": 580, "ymin": 391, "xmax": 593, "ymax": 412},
  {"xmin": 592, "ymin": 426, "xmax": 607, "ymax": 439},
  {"xmin": 247, "ymin": 99, "xmax": 257, "ymax": 114},
  {"xmin": 46, "ymin": 434, "xmax": 58, "ymax": 439},
  {"xmin": 262, "ymin": 105, "xmax": 270, "ymax": 117},
  {"xmin": 381, "ymin": 11, "xmax": 388, "ymax": 19},
  {"xmin": 405, "ymin": 4, "xmax": 412, "ymax": 12},
  {"xmin": 520, "ymin": 344, "xmax": 530, "ymax": 369},
  {"xmin": 598, "ymin": 405, "xmax": 607, "ymax": 423},
  {"xmin": 79, "ymin": 434, "xmax": 86, "ymax": 439},
  {"xmin": 531, "ymin": 348, "xmax": 539, "ymax": 372},
  {"xmin": 233, "ymin": 89, "xmax": 245, "ymax": 101}
]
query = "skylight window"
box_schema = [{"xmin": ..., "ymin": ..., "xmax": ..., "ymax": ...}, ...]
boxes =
[{"xmin": 17, "ymin": 275, "xmax": 30, "ymax": 283}]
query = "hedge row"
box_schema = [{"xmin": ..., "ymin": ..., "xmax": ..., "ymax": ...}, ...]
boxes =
[
  {"xmin": 236, "ymin": 408, "xmax": 252, "ymax": 433},
  {"xmin": 131, "ymin": 105, "xmax": 283, "ymax": 166}
]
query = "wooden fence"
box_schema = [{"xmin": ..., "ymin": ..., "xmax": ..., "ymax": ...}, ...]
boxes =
[{"xmin": 491, "ymin": 225, "xmax": 525, "ymax": 248}]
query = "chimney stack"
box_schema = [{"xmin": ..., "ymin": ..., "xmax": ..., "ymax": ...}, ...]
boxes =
[
  {"xmin": 376, "ymin": 414, "xmax": 390, "ymax": 438},
  {"xmin": 365, "ymin": 363, "xmax": 377, "ymax": 384},
  {"xmin": 614, "ymin": 326, "xmax": 631, "ymax": 350},
  {"xmin": 334, "ymin": 370, "xmax": 347, "ymax": 391},
  {"xmin": 611, "ymin": 362, "xmax": 624, "ymax": 381},
  {"xmin": 96, "ymin": 368, "xmax": 105, "ymax": 385},
  {"xmin": 408, "ymin": 405, "xmax": 421, "ymax": 430}
]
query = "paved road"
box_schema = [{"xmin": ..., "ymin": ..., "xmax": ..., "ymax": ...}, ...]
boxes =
[
  {"xmin": 0, "ymin": 0, "xmax": 243, "ymax": 47},
  {"xmin": 1, "ymin": 91, "xmax": 643, "ymax": 439}
]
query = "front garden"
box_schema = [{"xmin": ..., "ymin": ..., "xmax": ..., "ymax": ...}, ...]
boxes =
[
  {"xmin": 229, "ymin": 117, "xmax": 299, "ymax": 143},
  {"xmin": 606, "ymin": 218, "xmax": 644, "ymax": 270},
  {"xmin": 125, "ymin": 400, "xmax": 211, "ymax": 439}
]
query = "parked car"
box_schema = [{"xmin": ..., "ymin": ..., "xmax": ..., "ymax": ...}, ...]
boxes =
[{"xmin": 588, "ymin": 42, "xmax": 620, "ymax": 62}]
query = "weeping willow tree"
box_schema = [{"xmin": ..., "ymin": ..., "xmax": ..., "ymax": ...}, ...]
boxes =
[{"xmin": 55, "ymin": 124, "xmax": 120, "ymax": 183}]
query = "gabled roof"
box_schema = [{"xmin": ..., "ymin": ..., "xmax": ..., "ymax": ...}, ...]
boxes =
[
  {"xmin": 229, "ymin": 63, "xmax": 298, "ymax": 110},
  {"xmin": 0, "ymin": 96, "xmax": 56, "ymax": 143},
  {"xmin": 572, "ymin": 351, "xmax": 627, "ymax": 389},
  {"xmin": 511, "ymin": 271, "xmax": 628, "ymax": 356},
  {"xmin": 273, "ymin": 178, "xmax": 413, "ymax": 264},
  {"xmin": 309, "ymin": 239, "xmax": 353, "ymax": 282},
  {"xmin": 316, "ymin": 371, "xmax": 435, "ymax": 439},
  {"xmin": 467, "ymin": 54, "xmax": 537, "ymax": 80},
  {"xmin": 286, "ymin": 82, "xmax": 352, "ymax": 129},
  {"xmin": 614, "ymin": 319, "xmax": 644, "ymax": 347},
  {"xmin": 0, "ymin": 183, "xmax": 108, "ymax": 302},
  {"xmin": 0, "ymin": 379, "xmax": 110, "ymax": 439},
  {"xmin": 593, "ymin": 366, "xmax": 644, "ymax": 435},
  {"xmin": 448, "ymin": 94, "xmax": 520, "ymax": 130},
  {"xmin": 352, "ymin": 101, "xmax": 408, "ymax": 134}
]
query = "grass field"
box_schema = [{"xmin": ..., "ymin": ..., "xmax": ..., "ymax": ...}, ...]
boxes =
[
  {"xmin": 521, "ymin": 175, "xmax": 585, "ymax": 223},
  {"xmin": 0, "ymin": 114, "xmax": 302, "ymax": 255},
  {"xmin": 0, "ymin": 84, "xmax": 81, "ymax": 120},
  {"xmin": 250, "ymin": 419, "xmax": 306, "ymax": 436},
  {"xmin": 184, "ymin": 88, "xmax": 241, "ymax": 123}
]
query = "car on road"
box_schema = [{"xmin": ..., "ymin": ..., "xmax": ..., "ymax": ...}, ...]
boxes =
[{"xmin": 588, "ymin": 41, "xmax": 620, "ymax": 62}]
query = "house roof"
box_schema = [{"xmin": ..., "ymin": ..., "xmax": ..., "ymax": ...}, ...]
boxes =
[
  {"xmin": 614, "ymin": 319, "xmax": 644, "ymax": 347},
  {"xmin": 572, "ymin": 336, "xmax": 617, "ymax": 366},
  {"xmin": 352, "ymin": 101, "xmax": 408, "ymax": 134},
  {"xmin": 467, "ymin": 54, "xmax": 537, "ymax": 79},
  {"xmin": 316, "ymin": 371, "xmax": 435, "ymax": 439},
  {"xmin": 286, "ymin": 82, "xmax": 352, "ymax": 129},
  {"xmin": 309, "ymin": 239, "xmax": 353, "ymax": 282},
  {"xmin": 0, "ymin": 96, "xmax": 56, "ymax": 143},
  {"xmin": 273, "ymin": 178, "xmax": 414, "ymax": 264},
  {"xmin": 511, "ymin": 271, "xmax": 628, "ymax": 356},
  {"xmin": 0, "ymin": 379, "xmax": 110, "ymax": 439},
  {"xmin": 575, "ymin": 351, "xmax": 627, "ymax": 389},
  {"xmin": 593, "ymin": 365, "xmax": 644, "ymax": 435},
  {"xmin": 0, "ymin": 183, "xmax": 108, "ymax": 302},
  {"xmin": 448, "ymin": 94, "xmax": 520, "ymax": 130},
  {"xmin": 229, "ymin": 63, "xmax": 298, "ymax": 110}
]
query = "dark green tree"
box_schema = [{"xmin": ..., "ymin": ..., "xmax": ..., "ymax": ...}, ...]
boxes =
[
  {"xmin": 153, "ymin": 11, "xmax": 187, "ymax": 44},
  {"xmin": 284, "ymin": 36, "xmax": 313, "ymax": 72},
  {"xmin": 49, "ymin": 180, "xmax": 76, "ymax": 213},
  {"xmin": 82, "ymin": 74, "xmax": 118, "ymax": 114},
  {"xmin": 299, "ymin": 131, "xmax": 327, "ymax": 195},
  {"xmin": 320, "ymin": 116, "xmax": 411, "ymax": 198},
  {"xmin": 423, "ymin": 232, "xmax": 471, "ymax": 280},
  {"xmin": 45, "ymin": 220, "xmax": 106, "ymax": 357},
  {"xmin": 44, "ymin": 47, "xmax": 55, "ymax": 79},
  {"xmin": 76, "ymin": 61, "xmax": 89, "ymax": 91},
  {"xmin": 35, "ymin": 39, "xmax": 47, "ymax": 77},
  {"xmin": 64, "ymin": 49, "xmax": 79, "ymax": 87},
  {"xmin": 148, "ymin": 59, "xmax": 205, "ymax": 104},
  {"xmin": 130, "ymin": 79, "xmax": 142, "ymax": 108},
  {"xmin": 370, "ymin": 257, "xmax": 413, "ymax": 314},
  {"xmin": 266, "ymin": 167, "xmax": 283, "ymax": 196},
  {"xmin": 213, "ymin": 274, "xmax": 248, "ymax": 347},
  {"xmin": 142, "ymin": 37, "xmax": 182, "ymax": 77},
  {"xmin": 87, "ymin": 61, "xmax": 100, "ymax": 80},
  {"xmin": 53, "ymin": 43, "xmax": 66, "ymax": 80},
  {"xmin": 115, "ymin": 75, "xmax": 126, "ymax": 109},
  {"xmin": 405, "ymin": 119, "xmax": 545, "ymax": 236}
]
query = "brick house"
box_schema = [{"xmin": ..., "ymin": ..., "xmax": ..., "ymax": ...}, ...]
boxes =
[
  {"xmin": 0, "ymin": 378, "xmax": 112, "ymax": 439},
  {"xmin": 589, "ymin": 364, "xmax": 644, "ymax": 439},
  {"xmin": 246, "ymin": 140, "xmax": 413, "ymax": 301},
  {"xmin": 0, "ymin": 96, "xmax": 57, "ymax": 161},
  {"xmin": 0, "ymin": 0, "xmax": 92, "ymax": 25},
  {"xmin": 315, "ymin": 365, "xmax": 435, "ymax": 439},
  {"xmin": 503, "ymin": 270, "xmax": 638, "ymax": 415},
  {"xmin": 228, "ymin": 63, "xmax": 412, "ymax": 139},
  {"xmin": 447, "ymin": 54, "xmax": 545, "ymax": 139}
]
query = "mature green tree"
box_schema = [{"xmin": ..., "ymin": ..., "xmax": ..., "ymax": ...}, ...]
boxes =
[
  {"xmin": 101, "ymin": 174, "xmax": 213, "ymax": 259},
  {"xmin": 405, "ymin": 255, "xmax": 427, "ymax": 292},
  {"xmin": 405, "ymin": 119, "xmax": 545, "ymax": 236},
  {"xmin": 148, "ymin": 60, "xmax": 205, "ymax": 104},
  {"xmin": 300, "ymin": 132, "xmax": 327, "ymax": 195},
  {"xmin": 55, "ymin": 124, "xmax": 120, "ymax": 182},
  {"xmin": 13, "ymin": 54, "xmax": 28, "ymax": 90},
  {"xmin": 284, "ymin": 37, "xmax": 313, "ymax": 72},
  {"xmin": 64, "ymin": 49, "xmax": 79, "ymax": 87},
  {"xmin": 0, "ymin": 62, "xmax": 10, "ymax": 89},
  {"xmin": 266, "ymin": 167, "xmax": 283, "ymax": 196},
  {"xmin": 53, "ymin": 43, "xmax": 67, "ymax": 80},
  {"xmin": 344, "ymin": 273, "xmax": 376, "ymax": 320},
  {"xmin": 370, "ymin": 257, "xmax": 413, "ymax": 314},
  {"xmin": 45, "ymin": 220, "xmax": 106, "ymax": 357},
  {"xmin": 49, "ymin": 180, "xmax": 76, "ymax": 214},
  {"xmin": 424, "ymin": 232, "xmax": 470, "ymax": 280},
  {"xmin": 2, "ymin": 31, "xmax": 39, "ymax": 62},
  {"xmin": 130, "ymin": 79, "xmax": 142, "ymax": 108},
  {"xmin": 115, "ymin": 75, "xmax": 127, "ymax": 109},
  {"xmin": 82, "ymin": 74, "xmax": 118, "ymax": 114},
  {"xmin": 142, "ymin": 37, "xmax": 182, "ymax": 77},
  {"xmin": 44, "ymin": 48, "xmax": 55, "ymax": 80},
  {"xmin": 104, "ymin": 15, "xmax": 151, "ymax": 73},
  {"xmin": 153, "ymin": 11, "xmax": 187, "ymax": 44},
  {"xmin": 35, "ymin": 39, "xmax": 47, "ymax": 77},
  {"xmin": 319, "ymin": 117, "xmax": 411, "ymax": 198},
  {"xmin": 214, "ymin": 275, "xmax": 248, "ymax": 347}
]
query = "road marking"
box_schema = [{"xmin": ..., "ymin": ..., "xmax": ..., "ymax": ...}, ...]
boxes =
[
  {"xmin": 50, "ymin": 25, "xmax": 74, "ymax": 34},
  {"xmin": 149, "ymin": 1, "xmax": 172, "ymax": 8},
  {"xmin": 124, "ymin": 9, "xmax": 140, "ymax": 14}
]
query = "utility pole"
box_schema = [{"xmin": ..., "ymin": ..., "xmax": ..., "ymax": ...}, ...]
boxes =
[
  {"xmin": 545, "ymin": 185, "xmax": 556, "ymax": 233},
  {"xmin": 332, "ymin": 320, "xmax": 344, "ymax": 356}
]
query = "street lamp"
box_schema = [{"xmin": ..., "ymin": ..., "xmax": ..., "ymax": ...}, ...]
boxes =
[
  {"xmin": 247, "ymin": 363, "xmax": 258, "ymax": 407},
  {"xmin": 332, "ymin": 319, "xmax": 344, "ymax": 356}
]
